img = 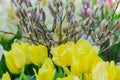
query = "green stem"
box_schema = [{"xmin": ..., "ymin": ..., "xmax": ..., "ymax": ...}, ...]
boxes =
[
  {"xmin": 20, "ymin": 67, "xmax": 27, "ymax": 80},
  {"xmin": 82, "ymin": 73, "xmax": 84, "ymax": 80}
]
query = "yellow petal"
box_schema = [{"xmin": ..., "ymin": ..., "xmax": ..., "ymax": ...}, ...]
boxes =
[
  {"xmin": 108, "ymin": 61, "xmax": 116, "ymax": 80},
  {"xmin": 57, "ymin": 75, "xmax": 79, "ymax": 80},
  {"xmin": 92, "ymin": 56, "xmax": 103, "ymax": 70},
  {"xmin": 92, "ymin": 62, "xmax": 108, "ymax": 80},
  {"xmin": 72, "ymin": 40, "xmax": 99, "ymax": 73},
  {"xmin": 12, "ymin": 46, "xmax": 26, "ymax": 68},
  {"xmin": 57, "ymin": 77, "xmax": 73, "ymax": 80},
  {"xmin": 37, "ymin": 58, "xmax": 56, "ymax": 80},
  {"xmin": 51, "ymin": 42, "xmax": 74, "ymax": 66},
  {"xmin": 12, "ymin": 43, "xmax": 32, "ymax": 64},
  {"xmin": 2, "ymin": 72, "xmax": 11, "ymax": 80},
  {"xmin": 115, "ymin": 66, "xmax": 120, "ymax": 80},
  {"xmin": 4, "ymin": 51, "xmax": 20, "ymax": 74},
  {"xmin": 20, "ymin": 43, "xmax": 31, "ymax": 64},
  {"xmin": 74, "ymin": 39, "xmax": 92, "ymax": 54},
  {"xmin": 30, "ymin": 45, "xmax": 48, "ymax": 66}
]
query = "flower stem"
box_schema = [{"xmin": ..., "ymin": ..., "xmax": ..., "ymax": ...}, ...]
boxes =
[
  {"xmin": 20, "ymin": 67, "xmax": 27, "ymax": 80},
  {"xmin": 82, "ymin": 73, "xmax": 84, "ymax": 80}
]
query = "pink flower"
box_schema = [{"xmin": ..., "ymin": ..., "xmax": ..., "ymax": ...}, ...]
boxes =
[{"xmin": 109, "ymin": 0, "xmax": 114, "ymax": 8}]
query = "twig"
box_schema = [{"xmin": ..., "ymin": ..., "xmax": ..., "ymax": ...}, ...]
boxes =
[
  {"xmin": 107, "ymin": 0, "xmax": 120, "ymax": 24},
  {"xmin": 99, "ymin": 43, "xmax": 117, "ymax": 54},
  {"xmin": 59, "ymin": 13, "xmax": 67, "ymax": 44},
  {"xmin": 0, "ymin": 30, "xmax": 45, "ymax": 45}
]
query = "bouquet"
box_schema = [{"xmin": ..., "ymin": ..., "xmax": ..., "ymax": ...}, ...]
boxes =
[{"xmin": 0, "ymin": 0, "xmax": 120, "ymax": 80}]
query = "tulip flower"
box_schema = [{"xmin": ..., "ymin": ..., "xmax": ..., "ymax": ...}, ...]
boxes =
[
  {"xmin": 2, "ymin": 72, "xmax": 11, "ymax": 80},
  {"xmin": 71, "ymin": 39, "xmax": 100, "ymax": 75},
  {"xmin": 91, "ymin": 56, "xmax": 103, "ymax": 70},
  {"xmin": 30, "ymin": 45, "xmax": 48, "ymax": 66},
  {"xmin": 34, "ymin": 58, "xmax": 56, "ymax": 80},
  {"xmin": 92, "ymin": 61, "xmax": 117, "ymax": 80},
  {"xmin": 115, "ymin": 66, "xmax": 120, "ymax": 80},
  {"xmin": 4, "ymin": 51, "xmax": 20, "ymax": 74},
  {"xmin": 51, "ymin": 42, "xmax": 74, "ymax": 67},
  {"xmin": 12, "ymin": 43, "xmax": 32, "ymax": 65},
  {"xmin": 4, "ymin": 46, "xmax": 26, "ymax": 74}
]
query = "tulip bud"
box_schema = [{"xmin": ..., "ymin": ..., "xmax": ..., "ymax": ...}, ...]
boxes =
[
  {"xmin": 34, "ymin": 58, "xmax": 56, "ymax": 80},
  {"xmin": 30, "ymin": 45, "xmax": 48, "ymax": 66},
  {"xmin": 2, "ymin": 72, "xmax": 11, "ymax": 80},
  {"xmin": 4, "ymin": 51, "xmax": 21, "ymax": 74}
]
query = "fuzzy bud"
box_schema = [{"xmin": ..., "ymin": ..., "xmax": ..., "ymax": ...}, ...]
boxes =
[
  {"xmin": 110, "ymin": 35, "xmax": 114, "ymax": 46},
  {"xmin": 90, "ymin": 31, "xmax": 95, "ymax": 40},
  {"xmin": 114, "ymin": 21, "xmax": 120, "ymax": 32},
  {"xmin": 99, "ymin": 19, "xmax": 108, "ymax": 32},
  {"xmin": 15, "ymin": 7, "xmax": 21, "ymax": 18},
  {"xmin": 95, "ymin": 27, "xmax": 100, "ymax": 35}
]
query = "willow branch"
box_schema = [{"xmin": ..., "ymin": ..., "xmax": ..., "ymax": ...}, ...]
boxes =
[{"xmin": 0, "ymin": 30, "xmax": 45, "ymax": 45}]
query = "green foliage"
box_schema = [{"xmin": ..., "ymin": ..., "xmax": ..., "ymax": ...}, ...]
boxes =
[
  {"xmin": 0, "ymin": 27, "xmax": 22, "ymax": 78},
  {"xmin": 54, "ymin": 67, "xmax": 65, "ymax": 80},
  {"xmin": 99, "ymin": 42, "xmax": 120, "ymax": 63},
  {"xmin": 0, "ymin": 56, "xmax": 8, "ymax": 78},
  {"xmin": 0, "ymin": 26, "xmax": 22, "ymax": 51}
]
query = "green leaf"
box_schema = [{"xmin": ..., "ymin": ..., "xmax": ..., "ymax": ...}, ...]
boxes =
[
  {"xmin": 15, "ymin": 75, "xmax": 36, "ymax": 80},
  {"xmin": 0, "ymin": 26, "xmax": 22, "ymax": 51},
  {"xmin": 0, "ymin": 55, "xmax": 8, "ymax": 78},
  {"xmin": 54, "ymin": 67, "xmax": 64, "ymax": 80}
]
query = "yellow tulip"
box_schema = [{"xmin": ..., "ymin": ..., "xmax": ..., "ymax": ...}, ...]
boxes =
[
  {"xmin": 92, "ymin": 56, "xmax": 103, "ymax": 70},
  {"xmin": 12, "ymin": 43, "xmax": 31, "ymax": 64},
  {"xmin": 79, "ymin": 73, "xmax": 93, "ymax": 80},
  {"xmin": 115, "ymin": 66, "xmax": 120, "ymax": 80},
  {"xmin": 4, "ymin": 51, "xmax": 20, "ymax": 74},
  {"xmin": 12, "ymin": 46, "xmax": 26, "ymax": 68},
  {"xmin": 57, "ymin": 77, "xmax": 73, "ymax": 80},
  {"xmin": 92, "ymin": 61, "xmax": 116, "ymax": 80},
  {"xmin": 57, "ymin": 76, "xmax": 79, "ymax": 80},
  {"xmin": 4, "ymin": 46, "xmax": 26, "ymax": 74},
  {"xmin": 85, "ymin": 73, "xmax": 93, "ymax": 80},
  {"xmin": 71, "ymin": 39, "xmax": 100, "ymax": 75},
  {"xmin": 2, "ymin": 72, "xmax": 11, "ymax": 80},
  {"xmin": 51, "ymin": 42, "xmax": 74, "ymax": 66},
  {"xmin": 30, "ymin": 45, "xmax": 48, "ymax": 66},
  {"xmin": 34, "ymin": 58, "xmax": 56, "ymax": 80}
]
